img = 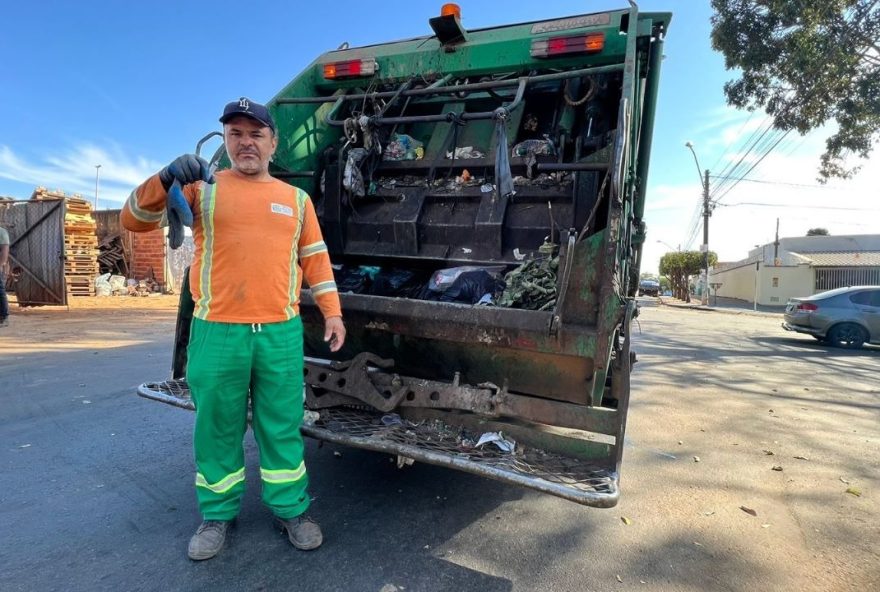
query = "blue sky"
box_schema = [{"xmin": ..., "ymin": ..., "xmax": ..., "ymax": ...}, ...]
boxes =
[{"xmin": 2, "ymin": 1, "xmax": 876, "ymax": 273}]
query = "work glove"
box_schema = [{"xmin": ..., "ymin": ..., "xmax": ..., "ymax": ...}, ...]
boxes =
[
  {"xmin": 158, "ymin": 154, "xmax": 214, "ymax": 191},
  {"xmin": 166, "ymin": 181, "xmax": 193, "ymax": 250}
]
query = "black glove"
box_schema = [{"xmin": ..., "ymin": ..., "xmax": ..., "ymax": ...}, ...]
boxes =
[
  {"xmin": 166, "ymin": 181, "xmax": 193, "ymax": 250},
  {"xmin": 158, "ymin": 154, "xmax": 214, "ymax": 191}
]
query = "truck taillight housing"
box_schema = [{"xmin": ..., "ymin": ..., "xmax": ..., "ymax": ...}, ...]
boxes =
[
  {"xmin": 323, "ymin": 58, "xmax": 378, "ymax": 80},
  {"xmin": 531, "ymin": 33, "xmax": 605, "ymax": 58},
  {"xmin": 797, "ymin": 302, "xmax": 819, "ymax": 312}
]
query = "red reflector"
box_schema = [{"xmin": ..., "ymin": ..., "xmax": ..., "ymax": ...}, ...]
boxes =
[
  {"xmin": 531, "ymin": 33, "xmax": 605, "ymax": 58},
  {"xmin": 797, "ymin": 302, "xmax": 818, "ymax": 311},
  {"xmin": 323, "ymin": 58, "xmax": 378, "ymax": 79}
]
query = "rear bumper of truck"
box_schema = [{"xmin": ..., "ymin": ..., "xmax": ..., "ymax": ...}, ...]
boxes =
[{"xmin": 138, "ymin": 379, "xmax": 619, "ymax": 507}]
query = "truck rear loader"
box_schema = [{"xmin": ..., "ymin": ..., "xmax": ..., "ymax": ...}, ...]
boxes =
[{"xmin": 139, "ymin": 2, "xmax": 671, "ymax": 508}]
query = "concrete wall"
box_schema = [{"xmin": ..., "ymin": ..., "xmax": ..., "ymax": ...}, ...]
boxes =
[{"xmin": 710, "ymin": 264, "xmax": 813, "ymax": 305}]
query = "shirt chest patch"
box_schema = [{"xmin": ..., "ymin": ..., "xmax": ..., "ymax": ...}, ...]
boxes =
[{"xmin": 271, "ymin": 203, "xmax": 294, "ymax": 217}]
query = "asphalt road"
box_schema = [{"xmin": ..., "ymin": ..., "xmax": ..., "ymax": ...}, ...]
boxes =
[{"xmin": 1, "ymin": 302, "xmax": 877, "ymax": 591}]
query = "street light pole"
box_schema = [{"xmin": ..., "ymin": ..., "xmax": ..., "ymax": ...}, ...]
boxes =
[
  {"xmin": 656, "ymin": 240, "xmax": 681, "ymax": 252},
  {"xmin": 94, "ymin": 164, "xmax": 102, "ymax": 211},
  {"xmin": 685, "ymin": 142, "xmax": 711, "ymax": 305},
  {"xmin": 753, "ymin": 244, "xmax": 766, "ymax": 311}
]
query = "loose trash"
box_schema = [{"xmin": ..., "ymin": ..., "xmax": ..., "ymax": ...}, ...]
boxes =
[
  {"xmin": 396, "ymin": 455, "xmax": 415, "ymax": 468},
  {"xmin": 498, "ymin": 249, "xmax": 559, "ymax": 311},
  {"xmin": 475, "ymin": 431, "xmax": 516, "ymax": 453},
  {"xmin": 446, "ymin": 146, "xmax": 484, "ymax": 159},
  {"xmin": 383, "ymin": 133, "xmax": 424, "ymax": 161},
  {"xmin": 343, "ymin": 148, "xmax": 368, "ymax": 197},
  {"xmin": 845, "ymin": 487, "xmax": 862, "ymax": 497},
  {"xmin": 621, "ymin": 516, "xmax": 633, "ymax": 525},
  {"xmin": 513, "ymin": 248, "xmax": 526, "ymax": 261},
  {"xmin": 739, "ymin": 506, "xmax": 758, "ymax": 517},
  {"xmin": 771, "ymin": 465, "xmax": 783, "ymax": 471},
  {"xmin": 424, "ymin": 269, "xmax": 505, "ymax": 305},
  {"xmin": 512, "ymin": 138, "xmax": 556, "ymax": 158},
  {"xmin": 303, "ymin": 410, "xmax": 320, "ymax": 425},
  {"xmin": 381, "ymin": 414, "xmax": 405, "ymax": 427},
  {"xmin": 426, "ymin": 266, "xmax": 505, "ymax": 293}
]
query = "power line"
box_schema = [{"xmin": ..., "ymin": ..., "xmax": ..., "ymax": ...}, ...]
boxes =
[
  {"xmin": 712, "ymin": 129, "xmax": 792, "ymax": 204},
  {"xmin": 708, "ymin": 176, "xmax": 845, "ymax": 190},
  {"xmin": 717, "ymin": 201, "xmax": 880, "ymax": 212}
]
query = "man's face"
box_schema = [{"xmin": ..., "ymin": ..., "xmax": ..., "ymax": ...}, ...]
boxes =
[{"xmin": 224, "ymin": 116, "xmax": 278, "ymax": 176}]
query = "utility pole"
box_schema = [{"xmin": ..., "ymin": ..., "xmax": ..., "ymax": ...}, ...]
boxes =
[
  {"xmin": 94, "ymin": 164, "xmax": 102, "ymax": 211},
  {"xmin": 686, "ymin": 142, "xmax": 711, "ymax": 305},
  {"xmin": 702, "ymin": 168, "xmax": 710, "ymax": 305},
  {"xmin": 774, "ymin": 217, "xmax": 780, "ymax": 265}
]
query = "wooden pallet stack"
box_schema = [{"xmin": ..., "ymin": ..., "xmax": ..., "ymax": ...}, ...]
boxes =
[
  {"xmin": 64, "ymin": 197, "xmax": 100, "ymax": 296},
  {"xmin": 32, "ymin": 187, "xmax": 101, "ymax": 297}
]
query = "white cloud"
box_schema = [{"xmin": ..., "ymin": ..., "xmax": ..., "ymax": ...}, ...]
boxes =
[
  {"xmin": 641, "ymin": 117, "xmax": 880, "ymax": 275},
  {"xmin": 0, "ymin": 143, "xmax": 162, "ymax": 208}
]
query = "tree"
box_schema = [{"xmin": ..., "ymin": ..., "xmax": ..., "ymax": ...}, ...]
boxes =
[
  {"xmin": 710, "ymin": 0, "xmax": 880, "ymax": 180},
  {"xmin": 806, "ymin": 227, "xmax": 830, "ymax": 236},
  {"xmin": 659, "ymin": 251, "xmax": 719, "ymax": 301}
]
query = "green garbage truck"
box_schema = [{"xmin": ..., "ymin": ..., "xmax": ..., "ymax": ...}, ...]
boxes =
[{"xmin": 139, "ymin": 3, "xmax": 671, "ymax": 507}]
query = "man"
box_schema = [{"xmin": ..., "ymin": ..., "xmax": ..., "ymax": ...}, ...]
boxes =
[
  {"xmin": 0, "ymin": 222, "xmax": 9, "ymax": 327},
  {"xmin": 122, "ymin": 97, "xmax": 345, "ymax": 561}
]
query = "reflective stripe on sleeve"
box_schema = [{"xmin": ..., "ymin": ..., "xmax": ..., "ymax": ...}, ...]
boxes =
[
  {"xmin": 125, "ymin": 188, "xmax": 164, "ymax": 223},
  {"xmin": 310, "ymin": 280, "xmax": 338, "ymax": 297},
  {"xmin": 299, "ymin": 240, "xmax": 328, "ymax": 259}
]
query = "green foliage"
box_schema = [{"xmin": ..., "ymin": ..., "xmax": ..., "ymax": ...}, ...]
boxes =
[
  {"xmin": 806, "ymin": 227, "xmax": 830, "ymax": 236},
  {"xmin": 660, "ymin": 251, "xmax": 719, "ymax": 299},
  {"xmin": 710, "ymin": 0, "xmax": 880, "ymax": 180}
]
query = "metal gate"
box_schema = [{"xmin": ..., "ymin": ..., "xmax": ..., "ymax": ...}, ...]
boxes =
[
  {"xmin": 0, "ymin": 199, "xmax": 67, "ymax": 306},
  {"xmin": 815, "ymin": 267, "xmax": 880, "ymax": 291}
]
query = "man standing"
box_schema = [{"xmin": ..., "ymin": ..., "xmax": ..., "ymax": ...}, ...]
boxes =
[
  {"xmin": 0, "ymin": 222, "xmax": 9, "ymax": 327},
  {"xmin": 122, "ymin": 98, "xmax": 345, "ymax": 561}
]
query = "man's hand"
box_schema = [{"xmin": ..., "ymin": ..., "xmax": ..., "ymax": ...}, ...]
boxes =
[
  {"xmin": 159, "ymin": 154, "xmax": 214, "ymax": 191},
  {"xmin": 323, "ymin": 316, "xmax": 346, "ymax": 353},
  {"xmin": 167, "ymin": 181, "xmax": 193, "ymax": 250}
]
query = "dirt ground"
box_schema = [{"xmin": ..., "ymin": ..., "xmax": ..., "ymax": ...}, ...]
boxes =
[
  {"xmin": 1, "ymin": 294, "xmax": 178, "ymax": 354},
  {"xmin": 1, "ymin": 296, "xmax": 878, "ymax": 591}
]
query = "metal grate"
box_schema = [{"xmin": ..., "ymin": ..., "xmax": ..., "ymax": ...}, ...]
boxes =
[{"xmin": 138, "ymin": 379, "xmax": 618, "ymax": 507}]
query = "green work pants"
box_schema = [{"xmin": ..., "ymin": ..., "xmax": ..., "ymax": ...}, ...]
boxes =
[{"xmin": 186, "ymin": 317, "xmax": 309, "ymax": 521}]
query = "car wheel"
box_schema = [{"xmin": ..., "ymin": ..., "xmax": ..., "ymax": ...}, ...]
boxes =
[{"xmin": 826, "ymin": 323, "xmax": 867, "ymax": 349}]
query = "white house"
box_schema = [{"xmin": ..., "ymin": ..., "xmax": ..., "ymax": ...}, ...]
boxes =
[{"xmin": 709, "ymin": 234, "xmax": 880, "ymax": 306}]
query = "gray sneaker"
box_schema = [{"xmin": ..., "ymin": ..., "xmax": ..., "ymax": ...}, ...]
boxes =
[
  {"xmin": 275, "ymin": 514, "xmax": 323, "ymax": 550},
  {"xmin": 0, "ymin": 317, "xmax": 8, "ymax": 327},
  {"xmin": 187, "ymin": 520, "xmax": 232, "ymax": 561}
]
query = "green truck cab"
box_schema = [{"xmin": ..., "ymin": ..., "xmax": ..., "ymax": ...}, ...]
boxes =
[{"xmin": 140, "ymin": 4, "xmax": 671, "ymax": 507}]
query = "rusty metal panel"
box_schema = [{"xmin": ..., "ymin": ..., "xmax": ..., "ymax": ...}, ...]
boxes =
[{"xmin": 0, "ymin": 199, "xmax": 66, "ymax": 306}]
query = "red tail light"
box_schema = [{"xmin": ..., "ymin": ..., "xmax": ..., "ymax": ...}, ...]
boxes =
[
  {"xmin": 797, "ymin": 302, "xmax": 818, "ymax": 312},
  {"xmin": 323, "ymin": 58, "xmax": 378, "ymax": 80},
  {"xmin": 531, "ymin": 33, "xmax": 605, "ymax": 58}
]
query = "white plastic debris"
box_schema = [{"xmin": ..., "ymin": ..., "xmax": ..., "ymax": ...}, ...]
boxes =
[
  {"xmin": 396, "ymin": 455, "xmax": 415, "ymax": 469},
  {"xmin": 513, "ymin": 248, "xmax": 527, "ymax": 261},
  {"xmin": 475, "ymin": 431, "xmax": 516, "ymax": 453},
  {"xmin": 381, "ymin": 414, "xmax": 405, "ymax": 426},
  {"xmin": 303, "ymin": 410, "xmax": 320, "ymax": 425}
]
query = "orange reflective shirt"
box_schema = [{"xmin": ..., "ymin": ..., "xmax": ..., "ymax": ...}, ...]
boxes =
[{"xmin": 121, "ymin": 170, "xmax": 341, "ymax": 323}]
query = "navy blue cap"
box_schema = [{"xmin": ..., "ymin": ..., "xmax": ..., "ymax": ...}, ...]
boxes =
[{"xmin": 219, "ymin": 97, "xmax": 275, "ymax": 132}]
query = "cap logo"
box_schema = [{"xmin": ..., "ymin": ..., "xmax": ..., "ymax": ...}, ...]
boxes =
[{"xmin": 239, "ymin": 98, "xmax": 250, "ymax": 111}]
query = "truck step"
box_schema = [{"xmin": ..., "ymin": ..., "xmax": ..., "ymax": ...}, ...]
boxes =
[{"xmin": 138, "ymin": 379, "xmax": 619, "ymax": 508}]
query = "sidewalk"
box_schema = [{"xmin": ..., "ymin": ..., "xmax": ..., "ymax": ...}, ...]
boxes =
[{"xmin": 656, "ymin": 294, "xmax": 785, "ymax": 317}]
